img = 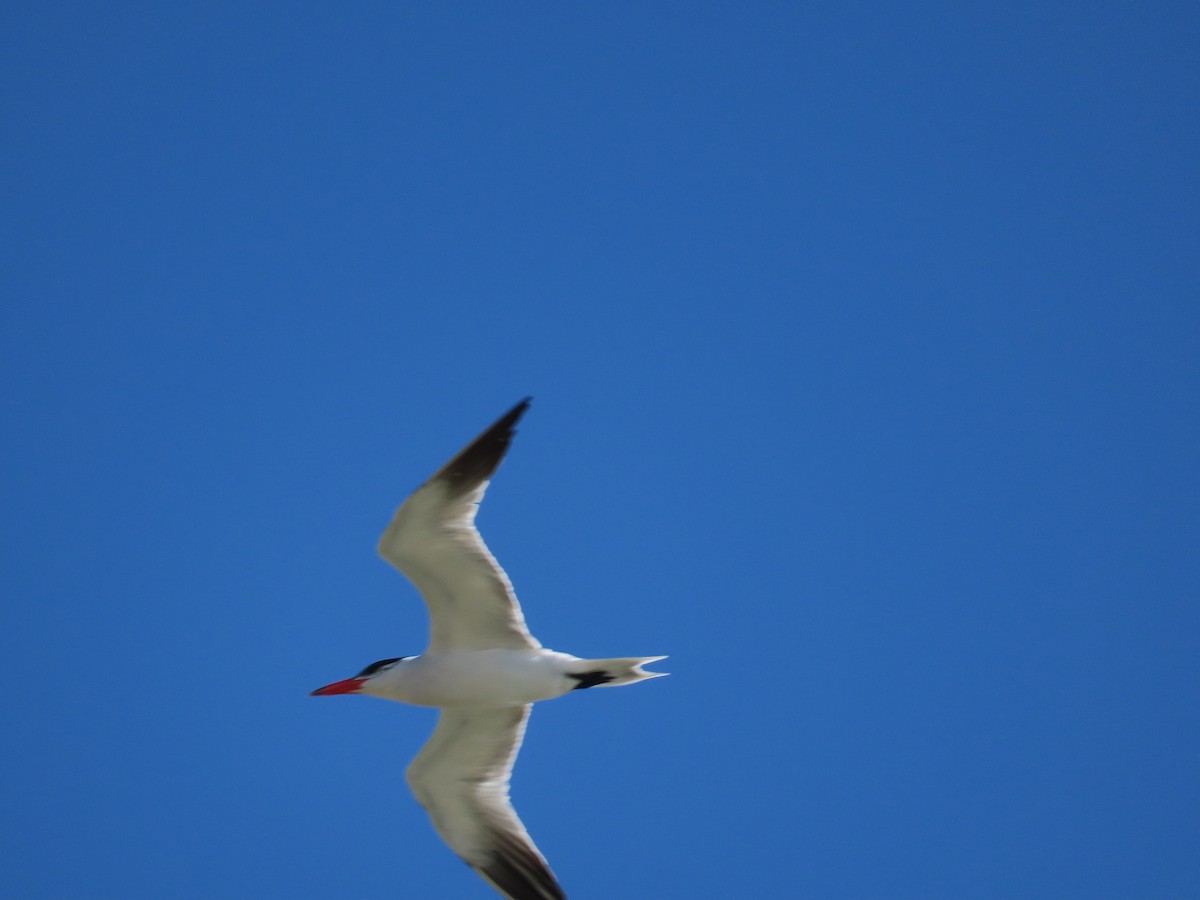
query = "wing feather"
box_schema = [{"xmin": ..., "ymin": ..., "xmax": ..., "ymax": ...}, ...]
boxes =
[
  {"xmin": 377, "ymin": 399, "xmax": 538, "ymax": 651},
  {"xmin": 407, "ymin": 706, "xmax": 566, "ymax": 900}
]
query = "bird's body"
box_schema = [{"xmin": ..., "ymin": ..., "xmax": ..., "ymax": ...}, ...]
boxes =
[
  {"xmin": 351, "ymin": 648, "xmax": 650, "ymax": 707},
  {"xmin": 311, "ymin": 398, "xmax": 665, "ymax": 900}
]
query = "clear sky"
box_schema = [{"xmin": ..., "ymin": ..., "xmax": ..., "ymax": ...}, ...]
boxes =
[{"xmin": 2, "ymin": 3, "xmax": 1197, "ymax": 898}]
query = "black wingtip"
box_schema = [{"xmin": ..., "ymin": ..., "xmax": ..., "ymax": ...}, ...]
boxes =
[
  {"xmin": 433, "ymin": 398, "xmax": 533, "ymax": 493},
  {"xmin": 493, "ymin": 396, "xmax": 532, "ymax": 434},
  {"xmin": 479, "ymin": 835, "xmax": 566, "ymax": 900}
]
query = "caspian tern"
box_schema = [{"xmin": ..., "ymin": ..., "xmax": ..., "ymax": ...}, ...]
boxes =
[{"xmin": 311, "ymin": 398, "xmax": 666, "ymax": 900}]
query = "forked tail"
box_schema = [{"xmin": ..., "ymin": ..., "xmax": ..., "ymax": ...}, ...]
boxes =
[{"xmin": 566, "ymin": 656, "xmax": 668, "ymax": 690}]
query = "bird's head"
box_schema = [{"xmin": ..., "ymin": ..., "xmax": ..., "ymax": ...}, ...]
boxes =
[{"xmin": 310, "ymin": 657, "xmax": 407, "ymax": 696}]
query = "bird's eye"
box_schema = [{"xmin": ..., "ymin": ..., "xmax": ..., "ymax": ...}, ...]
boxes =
[{"xmin": 355, "ymin": 657, "xmax": 405, "ymax": 678}]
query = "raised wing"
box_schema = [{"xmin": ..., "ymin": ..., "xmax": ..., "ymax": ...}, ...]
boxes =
[
  {"xmin": 377, "ymin": 399, "xmax": 539, "ymax": 651},
  {"xmin": 407, "ymin": 705, "xmax": 565, "ymax": 900}
]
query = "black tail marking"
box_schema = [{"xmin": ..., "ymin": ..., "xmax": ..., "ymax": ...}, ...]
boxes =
[{"xmin": 568, "ymin": 670, "xmax": 615, "ymax": 690}]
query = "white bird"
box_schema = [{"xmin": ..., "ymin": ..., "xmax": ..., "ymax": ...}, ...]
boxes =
[{"xmin": 312, "ymin": 398, "xmax": 666, "ymax": 900}]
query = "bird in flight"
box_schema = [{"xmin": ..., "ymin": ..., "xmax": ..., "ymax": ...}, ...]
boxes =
[{"xmin": 311, "ymin": 398, "xmax": 666, "ymax": 899}]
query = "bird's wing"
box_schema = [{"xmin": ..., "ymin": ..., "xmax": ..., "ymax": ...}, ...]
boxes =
[
  {"xmin": 407, "ymin": 705, "xmax": 565, "ymax": 900},
  {"xmin": 377, "ymin": 399, "xmax": 539, "ymax": 652}
]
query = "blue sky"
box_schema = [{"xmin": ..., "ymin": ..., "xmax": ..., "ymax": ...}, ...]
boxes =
[{"xmin": 2, "ymin": 3, "xmax": 1197, "ymax": 898}]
